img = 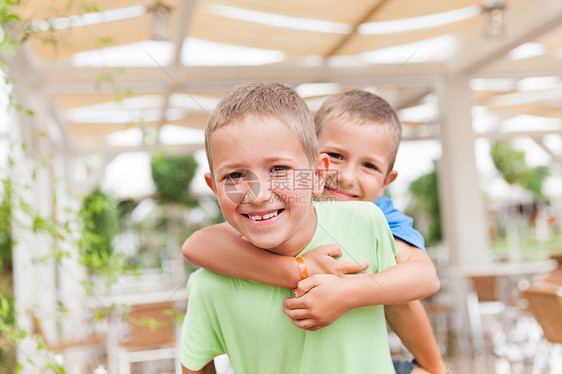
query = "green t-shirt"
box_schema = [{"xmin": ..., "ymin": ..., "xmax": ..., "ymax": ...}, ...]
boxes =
[{"xmin": 181, "ymin": 201, "xmax": 397, "ymax": 373}]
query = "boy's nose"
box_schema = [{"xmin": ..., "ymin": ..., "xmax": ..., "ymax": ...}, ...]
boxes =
[
  {"xmin": 337, "ymin": 165, "xmax": 356, "ymax": 188},
  {"xmin": 245, "ymin": 172, "xmax": 273, "ymax": 205}
]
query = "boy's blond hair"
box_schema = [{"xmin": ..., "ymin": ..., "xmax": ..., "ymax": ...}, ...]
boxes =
[
  {"xmin": 314, "ymin": 90, "xmax": 402, "ymax": 173},
  {"xmin": 205, "ymin": 82, "xmax": 318, "ymax": 173}
]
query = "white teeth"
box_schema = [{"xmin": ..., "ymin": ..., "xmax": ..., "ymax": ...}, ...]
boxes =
[{"xmin": 248, "ymin": 210, "xmax": 278, "ymax": 221}]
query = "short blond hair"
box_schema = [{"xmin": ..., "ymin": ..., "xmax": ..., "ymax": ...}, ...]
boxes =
[
  {"xmin": 314, "ymin": 90, "xmax": 402, "ymax": 173},
  {"xmin": 205, "ymin": 82, "xmax": 318, "ymax": 173}
]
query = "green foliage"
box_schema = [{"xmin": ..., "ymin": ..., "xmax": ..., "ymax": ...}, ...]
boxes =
[
  {"xmin": 0, "ymin": 1, "xmax": 22, "ymax": 31},
  {"xmin": 490, "ymin": 141, "xmax": 549, "ymax": 198},
  {"xmin": 0, "ymin": 177, "xmax": 13, "ymax": 274},
  {"xmin": 76, "ymin": 188, "xmax": 132, "ymax": 287},
  {"xmin": 0, "ymin": 1, "xmax": 22, "ymax": 24},
  {"xmin": 1, "ymin": 1, "xmax": 130, "ymax": 371},
  {"xmin": 78, "ymin": 187, "xmax": 118, "ymax": 274},
  {"xmin": 94, "ymin": 36, "xmax": 114, "ymax": 45},
  {"xmin": 407, "ymin": 160, "xmax": 442, "ymax": 245},
  {"xmin": 150, "ymin": 154, "xmax": 198, "ymax": 204},
  {"xmin": 0, "ymin": 274, "xmax": 16, "ymax": 373},
  {"xmin": 0, "ymin": 32, "xmax": 19, "ymax": 55},
  {"xmin": 490, "ymin": 141, "xmax": 528, "ymax": 185},
  {"xmin": 1, "ymin": 278, "xmax": 65, "ymax": 374},
  {"xmin": 0, "ymin": 1, "xmax": 35, "ymax": 51},
  {"xmin": 0, "ymin": 295, "xmax": 66, "ymax": 374},
  {"xmin": 116, "ymin": 198, "xmax": 137, "ymax": 230},
  {"xmin": 523, "ymin": 165, "xmax": 549, "ymax": 198}
]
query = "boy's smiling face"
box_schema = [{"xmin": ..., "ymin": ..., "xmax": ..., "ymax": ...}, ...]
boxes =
[
  {"xmin": 318, "ymin": 117, "xmax": 398, "ymax": 203},
  {"xmin": 205, "ymin": 115, "xmax": 327, "ymax": 257}
]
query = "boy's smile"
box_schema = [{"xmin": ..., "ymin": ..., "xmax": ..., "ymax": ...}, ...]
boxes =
[
  {"xmin": 205, "ymin": 115, "xmax": 327, "ymax": 257},
  {"xmin": 318, "ymin": 117, "xmax": 398, "ymax": 203}
]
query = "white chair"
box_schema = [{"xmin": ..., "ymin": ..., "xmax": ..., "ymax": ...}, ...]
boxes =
[{"xmin": 111, "ymin": 301, "xmax": 182, "ymax": 374}]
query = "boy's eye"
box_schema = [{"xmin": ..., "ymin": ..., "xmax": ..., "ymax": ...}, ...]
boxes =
[
  {"xmin": 363, "ymin": 162, "xmax": 378, "ymax": 171},
  {"xmin": 224, "ymin": 172, "xmax": 244, "ymax": 182},
  {"xmin": 269, "ymin": 165, "xmax": 289, "ymax": 176},
  {"xmin": 327, "ymin": 152, "xmax": 343, "ymax": 161}
]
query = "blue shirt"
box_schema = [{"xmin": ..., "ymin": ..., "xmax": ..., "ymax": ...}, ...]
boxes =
[{"xmin": 375, "ymin": 197, "xmax": 426, "ymax": 252}]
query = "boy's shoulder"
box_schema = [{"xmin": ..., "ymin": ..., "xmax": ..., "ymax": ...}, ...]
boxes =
[
  {"xmin": 315, "ymin": 200, "xmax": 385, "ymax": 221},
  {"xmin": 187, "ymin": 268, "xmax": 233, "ymax": 297}
]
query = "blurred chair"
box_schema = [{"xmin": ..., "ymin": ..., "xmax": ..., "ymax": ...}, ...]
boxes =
[
  {"xmin": 111, "ymin": 301, "xmax": 182, "ymax": 374},
  {"xmin": 422, "ymin": 270, "xmax": 466, "ymax": 356},
  {"xmin": 521, "ymin": 282, "xmax": 562, "ymax": 373},
  {"xmin": 466, "ymin": 275, "xmax": 505, "ymax": 353},
  {"xmin": 32, "ymin": 314, "xmax": 105, "ymax": 351},
  {"xmin": 32, "ymin": 313, "xmax": 105, "ymax": 372},
  {"xmin": 544, "ymin": 254, "xmax": 562, "ymax": 285}
]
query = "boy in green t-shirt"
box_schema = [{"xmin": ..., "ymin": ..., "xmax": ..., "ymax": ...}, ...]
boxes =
[
  {"xmin": 181, "ymin": 82, "xmax": 415, "ymax": 373},
  {"xmin": 183, "ymin": 90, "xmax": 446, "ymax": 373}
]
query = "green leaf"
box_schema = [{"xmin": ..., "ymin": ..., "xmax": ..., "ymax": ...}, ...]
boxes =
[
  {"xmin": 94, "ymin": 310, "xmax": 105, "ymax": 321},
  {"xmin": 18, "ymin": 198, "xmax": 32, "ymax": 215},
  {"xmin": 95, "ymin": 36, "xmax": 115, "ymax": 45},
  {"xmin": 0, "ymin": 296, "xmax": 9, "ymax": 315}
]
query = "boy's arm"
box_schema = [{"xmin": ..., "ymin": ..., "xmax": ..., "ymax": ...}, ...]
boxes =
[
  {"xmin": 389, "ymin": 239, "xmax": 441, "ymax": 301},
  {"xmin": 284, "ymin": 239, "xmax": 440, "ymax": 330},
  {"xmin": 385, "ymin": 302, "xmax": 446, "ymax": 374},
  {"xmin": 183, "ymin": 224, "xmax": 367, "ymax": 289},
  {"xmin": 385, "ymin": 240, "xmax": 447, "ymax": 374},
  {"xmin": 182, "ymin": 361, "xmax": 216, "ymax": 374}
]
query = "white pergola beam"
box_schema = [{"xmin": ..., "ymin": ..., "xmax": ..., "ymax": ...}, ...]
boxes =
[
  {"xmin": 73, "ymin": 142, "xmax": 204, "ymax": 157},
  {"xmin": 393, "ymin": 87, "xmax": 433, "ymax": 111},
  {"xmin": 485, "ymin": 87, "xmax": 562, "ymax": 107},
  {"xmin": 481, "ymin": 128, "xmax": 562, "ymax": 140},
  {"xmin": 529, "ymin": 135, "xmax": 562, "ymax": 166},
  {"xmin": 448, "ymin": 0, "xmax": 562, "ymax": 75},
  {"xmin": 38, "ymin": 63, "xmax": 443, "ymax": 93},
  {"xmin": 65, "ymin": 154, "xmax": 117, "ymax": 197},
  {"xmin": 475, "ymin": 55, "xmax": 562, "ymax": 78},
  {"xmin": 172, "ymin": 0, "xmax": 196, "ymax": 65}
]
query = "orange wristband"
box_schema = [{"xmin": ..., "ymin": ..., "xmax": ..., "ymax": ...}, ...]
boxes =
[
  {"xmin": 292, "ymin": 257, "xmax": 308, "ymax": 294},
  {"xmin": 295, "ymin": 257, "xmax": 308, "ymax": 280}
]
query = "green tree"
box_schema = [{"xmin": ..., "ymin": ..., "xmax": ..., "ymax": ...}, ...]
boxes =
[
  {"xmin": 150, "ymin": 154, "xmax": 198, "ymax": 205},
  {"xmin": 490, "ymin": 141, "xmax": 549, "ymax": 199},
  {"xmin": 407, "ymin": 160, "xmax": 442, "ymax": 246}
]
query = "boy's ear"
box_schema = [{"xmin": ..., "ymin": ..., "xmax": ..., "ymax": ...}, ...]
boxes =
[
  {"xmin": 312, "ymin": 153, "xmax": 330, "ymax": 195},
  {"xmin": 204, "ymin": 173, "xmax": 217, "ymax": 194},
  {"xmin": 381, "ymin": 170, "xmax": 398, "ymax": 191}
]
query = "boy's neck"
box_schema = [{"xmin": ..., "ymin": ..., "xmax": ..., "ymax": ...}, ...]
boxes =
[{"xmin": 271, "ymin": 203, "xmax": 319, "ymax": 258}]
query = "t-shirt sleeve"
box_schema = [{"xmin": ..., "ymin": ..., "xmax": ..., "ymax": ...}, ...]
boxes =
[
  {"xmin": 375, "ymin": 197, "xmax": 426, "ymax": 252},
  {"xmin": 369, "ymin": 204, "xmax": 398, "ymax": 273},
  {"xmin": 180, "ymin": 271, "xmax": 225, "ymax": 370}
]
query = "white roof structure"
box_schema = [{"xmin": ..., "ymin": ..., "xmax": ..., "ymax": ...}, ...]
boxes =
[{"xmin": 2, "ymin": 0, "xmax": 562, "ymax": 265}]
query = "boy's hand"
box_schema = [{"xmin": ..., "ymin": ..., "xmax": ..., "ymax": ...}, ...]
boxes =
[
  {"xmin": 283, "ymin": 274, "xmax": 352, "ymax": 331},
  {"xmin": 301, "ymin": 243, "xmax": 369, "ymax": 277}
]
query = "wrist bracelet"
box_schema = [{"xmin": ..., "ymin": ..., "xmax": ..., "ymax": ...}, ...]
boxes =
[
  {"xmin": 292, "ymin": 257, "xmax": 308, "ymax": 294},
  {"xmin": 295, "ymin": 257, "xmax": 308, "ymax": 280}
]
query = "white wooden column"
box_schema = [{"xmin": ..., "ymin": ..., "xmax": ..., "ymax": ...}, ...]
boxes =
[
  {"xmin": 11, "ymin": 114, "xmax": 58, "ymax": 374},
  {"xmin": 436, "ymin": 75, "xmax": 490, "ymax": 267},
  {"xmin": 8, "ymin": 47, "xmax": 61, "ymax": 373},
  {"xmin": 436, "ymin": 74, "xmax": 492, "ymax": 355}
]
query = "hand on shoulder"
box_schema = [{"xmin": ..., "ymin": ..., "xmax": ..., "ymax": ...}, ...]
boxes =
[{"xmin": 301, "ymin": 243, "xmax": 369, "ymax": 277}]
